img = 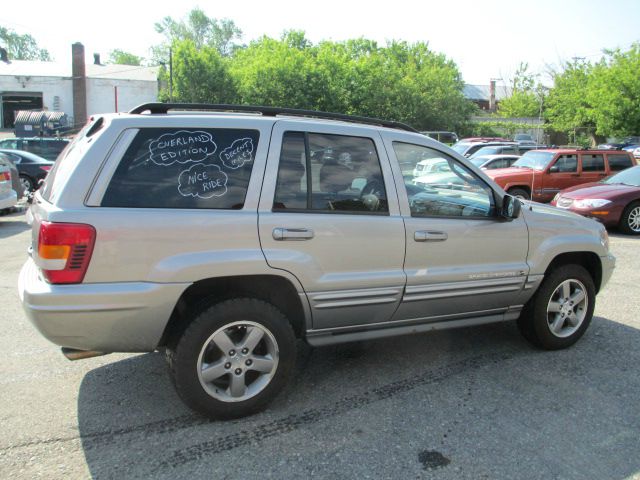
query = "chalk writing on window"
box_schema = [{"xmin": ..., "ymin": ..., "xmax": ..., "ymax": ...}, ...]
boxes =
[
  {"xmin": 178, "ymin": 163, "xmax": 228, "ymax": 198},
  {"xmin": 219, "ymin": 137, "xmax": 254, "ymax": 170},
  {"xmin": 149, "ymin": 130, "xmax": 217, "ymax": 166}
]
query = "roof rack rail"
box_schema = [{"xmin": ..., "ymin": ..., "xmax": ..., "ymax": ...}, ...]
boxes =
[{"xmin": 129, "ymin": 103, "xmax": 418, "ymax": 133}]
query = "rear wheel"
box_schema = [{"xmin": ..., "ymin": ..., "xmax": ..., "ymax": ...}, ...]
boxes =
[
  {"xmin": 517, "ymin": 265, "xmax": 595, "ymax": 350},
  {"xmin": 619, "ymin": 201, "xmax": 640, "ymax": 235},
  {"xmin": 19, "ymin": 175, "xmax": 34, "ymax": 193},
  {"xmin": 168, "ymin": 298, "xmax": 296, "ymax": 419},
  {"xmin": 508, "ymin": 187, "xmax": 530, "ymax": 200}
]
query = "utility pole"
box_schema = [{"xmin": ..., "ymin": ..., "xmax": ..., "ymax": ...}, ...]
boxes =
[{"xmin": 169, "ymin": 47, "xmax": 173, "ymax": 102}]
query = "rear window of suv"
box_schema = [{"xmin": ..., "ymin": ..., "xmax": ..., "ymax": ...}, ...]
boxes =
[
  {"xmin": 102, "ymin": 128, "xmax": 259, "ymax": 209},
  {"xmin": 607, "ymin": 153, "xmax": 633, "ymax": 171}
]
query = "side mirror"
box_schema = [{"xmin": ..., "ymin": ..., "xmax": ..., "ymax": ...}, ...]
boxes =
[
  {"xmin": 549, "ymin": 165, "xmax": 560, "ymax": 173},
  {"xmin": 501, "ymin": 194, "xmax": 521, "ymax": 220}
]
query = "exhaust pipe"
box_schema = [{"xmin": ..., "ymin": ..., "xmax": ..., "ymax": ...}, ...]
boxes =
[{"xmin": 61, "ymin": 347, "xmax": 108, "ymax": 361}]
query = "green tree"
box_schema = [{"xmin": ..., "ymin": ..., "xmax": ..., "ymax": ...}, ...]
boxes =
[
  {"xmin": 108, "ymin": 49, "xmax": 143, "ymax": 66},
  {"xmin": 230, "ymin": 32, "xmax": 321, "ymax": 108},
  {"xmin": 154, "ymin": 8, "xmax": 242, "ymax": 57},
  {"xmin": 587, "ymin": 44, "xmax": 640, "ymax": 137},
  {"xmin": 0, "ymin": 26, "xmax": 51, "ymax": 61},
  {"xmin": 169, "ymin": 40, "xmax": 236, "ymax": 103},
  {"xmin": 544, "ymin": 60, "xmax": 599, "ymax": 143},
  {"xmin": 230, "ymin": 35, "xmax": 474, "ymax": 131},
  {"xmin": 498, "ymin": 62, "xmax": 541, "ymax": 118}
]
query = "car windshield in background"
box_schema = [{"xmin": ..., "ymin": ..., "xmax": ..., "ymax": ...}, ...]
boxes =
[
  {"xmin": 451, "ymin": 143, "xmax": 471, "ymax": 154},
  {"xmin": 470, "ymin": 146, "xmax": 503, "ymax": 157},
  {"xmin": 515, "ymin": 134, "xmax": 534, "ymax": 142},
  {"xmin": 512, "ymin": 151, "xmax": 555, "ymax": 170},
  {"xmin": 602, "ymin": 165, "xmax": 640, "ymax": 186}
]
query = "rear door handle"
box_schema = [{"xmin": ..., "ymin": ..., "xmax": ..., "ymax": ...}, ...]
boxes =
[
  {"xmin": 273, "ymin": 228, "xmax": 315, "ymax": 241},
  {"xmin": 414, "ymin": 230, "xmax": 448, "ymax": 242}
]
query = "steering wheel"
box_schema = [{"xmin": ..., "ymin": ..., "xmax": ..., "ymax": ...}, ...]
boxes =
[{"xmin": 360, "ymin": 179, "xmax": 385, "ymax": 211}]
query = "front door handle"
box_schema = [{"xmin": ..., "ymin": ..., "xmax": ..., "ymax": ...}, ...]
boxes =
[
  {"xmin": 273, "ymin": 227, "xmax": 315, "ymax": 241},
  {"xmin": 414, "ymin": 230, "xmax": 448, "ymax": 242}
]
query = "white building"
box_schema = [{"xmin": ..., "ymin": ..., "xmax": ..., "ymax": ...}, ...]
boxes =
[{"xmin": 0, "ymin": 43, "xmax": 159, "ymax": 130}]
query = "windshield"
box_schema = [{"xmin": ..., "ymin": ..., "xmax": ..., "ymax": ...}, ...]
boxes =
[
  {"xmin": 451, "ymin": 142, "xmax": 471, "ymax": 154},
  {"xmin": 602, "ymin": 165, "xmax": 640, "ymax": 186},
  {"xmin": 512, "ymin": 151, "xmax": 555, "ymax": 171},
  {"xmin": 470, "ymin": 146, "xmax": 502, "ymax": 157}
]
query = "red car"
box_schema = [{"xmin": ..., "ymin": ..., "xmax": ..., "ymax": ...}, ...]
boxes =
[
  {"xmin": 551, "ymin": 165, "xmax": 640, "ymax": 234},
  {"xmin": 485, "ymin": 149, "xmax": 637, "ymax": 202}
]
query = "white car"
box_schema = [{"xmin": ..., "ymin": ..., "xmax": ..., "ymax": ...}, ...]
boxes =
[
  {"xmin": 412, "ymin": 157, "xmax": 450, "ymax": 177},
  {"xmin": 0, "ymin": 162, "xmax": 17, "ymax": 210}
]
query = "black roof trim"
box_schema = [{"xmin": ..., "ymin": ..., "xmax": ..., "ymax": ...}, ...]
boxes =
[{"xmin": 129, "ymin": 103, "xmax": 418, "ymax": 133}]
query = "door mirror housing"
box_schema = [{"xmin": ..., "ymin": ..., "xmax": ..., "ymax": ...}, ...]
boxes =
[
  {"xmin": 501, "ymin": 194, "xmax": 521, "ymax": 220},
  {"xmin": 549, "ymin": 165, "xmax": 560, "ymax": 173}
]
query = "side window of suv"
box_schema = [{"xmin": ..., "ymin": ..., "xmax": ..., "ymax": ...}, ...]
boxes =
[
  {"xmin": 273, "ymin": 131, "xmax": 388, "ymax": 214},
  {"xmin": 582, "ymin": 154, "xmax": 605, "ymax": 172},
  {"xmin": 607, "ymin": 153, "xmax": 633, "ymax": 171},
  {"xmin": 393, "ymin": 142, "xmax": 494, "ymax": 218},
  {"xmin": 102, "ymin": 128, "xmax": 259, "ymax": 209},
  {"xmin": 552, "ymin": 154, "xmax": 578, "ymax": 173}
]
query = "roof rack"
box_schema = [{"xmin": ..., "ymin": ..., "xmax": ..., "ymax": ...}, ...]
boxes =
[{"xmin": 129, "ymin": 103, "xmax": 418, "ymax": 133}]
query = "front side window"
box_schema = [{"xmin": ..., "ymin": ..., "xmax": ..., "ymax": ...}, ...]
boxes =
[
  {"xmin": 102, "ymin": 128, "xmax": 259, "ymax": 209},
  {"xmin": 273, "ymin": 132, "xmax": 388, "ymax": 214},
  {"xmin": 551, "ymin": 154, "xmax": 578, "ymax": 173},
  {"xmin": 393, "ymin": 142, "xmax": 494, "ymax": 218}
]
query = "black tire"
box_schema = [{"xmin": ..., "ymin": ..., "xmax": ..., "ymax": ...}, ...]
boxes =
[
  {"xmin": 508, "ymin": 187, "xmax": 530, "ymax": 200},
  {"xmin": 619, "ymin": 201, "xmax": 640, "ymax": 235},
  {"xmin": 20, "ymin": 175, "xmax": 34, "ymax": 193},
  {"xmin": 168, "ymin": 298, "xmax": 296, "ymax": 419},
  {"xmin": 517, "ymin": 265, "xmax": 595, "ymax": 350}
]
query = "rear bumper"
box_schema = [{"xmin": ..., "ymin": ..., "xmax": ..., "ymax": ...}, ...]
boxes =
[
  {"xmin": 18, "ymin": 258, "xmax": 189, "ymax": 352},
  {"xmin": 0, "ymin": 190, "xmax": 17, "ymax": 209}
]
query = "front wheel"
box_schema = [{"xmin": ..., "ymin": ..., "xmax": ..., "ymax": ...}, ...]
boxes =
[
  {"xmin": 619, "ymin": 201, "xmax": 640, "ymax": 235},
  {"xmin": 508, "ymin": 188, "xmax": 530, "ymax": 200},
  {"xmin": 517, "ymin": 265, "xmax": 595, "ymax": 350},
  {"xmin": 168, "ymin": 298, "xmax": 296, "ymax": 419}
]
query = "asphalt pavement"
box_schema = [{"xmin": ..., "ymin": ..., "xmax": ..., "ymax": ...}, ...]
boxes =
[{"xmin": 0, "ymin": 206, "xmax": 639, "ymax": 479}]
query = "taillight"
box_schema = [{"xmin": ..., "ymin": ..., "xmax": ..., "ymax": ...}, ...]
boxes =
[
  {"xmin": 37, "ymin": 221, "xmax": 96, "ymax": 284},
  {"xmin": 0, "ymin": 171, "xmax": 10, "ymax": 182},
  {"xmin": 40, "ymin": 166, "xmax": 52, "ymax": 172}
]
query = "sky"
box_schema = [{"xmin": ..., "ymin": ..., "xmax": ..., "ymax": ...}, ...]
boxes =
[{"xmin": 1, "ymin": 0, "xmax": 639, "ymax": 86}]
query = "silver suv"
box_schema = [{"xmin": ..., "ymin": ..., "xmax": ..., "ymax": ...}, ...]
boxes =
[{"xmin": 19, "ymin": 104, "xmax": 615, "ymax": 419}]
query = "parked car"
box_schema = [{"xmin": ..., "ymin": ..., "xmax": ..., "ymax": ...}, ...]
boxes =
[
  {"xmin": 457, "ymin": 137, "xmax": 511, "ymax": 143},
  {"xmin": 597, "ymin": 136, "xmax": 640, "ymax": 150},
  {"xmin": 485, "ymin": 149, "xmax": 637, "ymax": 201},
  {"xmin": 469, "ymin": 143, "xmax": 520, "ymax": 157},
  {"xmin": 551, "ymin": 165, "xmax": 640, "ymax": 235},
  {"xmin": 0, "ymin": 160, "xmax": 17, "ymax": 210},
  {"xmin": 452, "ymin": 140, "xmax": 515, "ymax": 158},
  {"xmin": 514, "ymin": 133, "xmax": 536, "ymax": 145},
  {"xmin": 0, "ymin": 149, "xmax": 54, "ymax": 193},
  {"xmin": 412, "ymin": 157, "xmax": 450, "ymax": 177},
  {"xmin": 470, "ymin": 144, "xmax": 546, "ymax": 158},
  {"xmin": 468, "ymin": 154, "xmax": 520, "ymax": 170},
  {"xmin": 20, "ymin": 104, "xmax": 614, "ymax": 419},
  {"xmin": 623, "ymin": 145, "xmax": 640, "ymax": 159},
  {"xmin": 420, "ymin": 131, "xmax": 459, "ymax": 145},
  {"xmin": 0, "ymin": 137, "xmax": 71, "ymax": 161},
  {"xmin": 0, "ymin": 153, "xmax": 24, "ymax": 203}
]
